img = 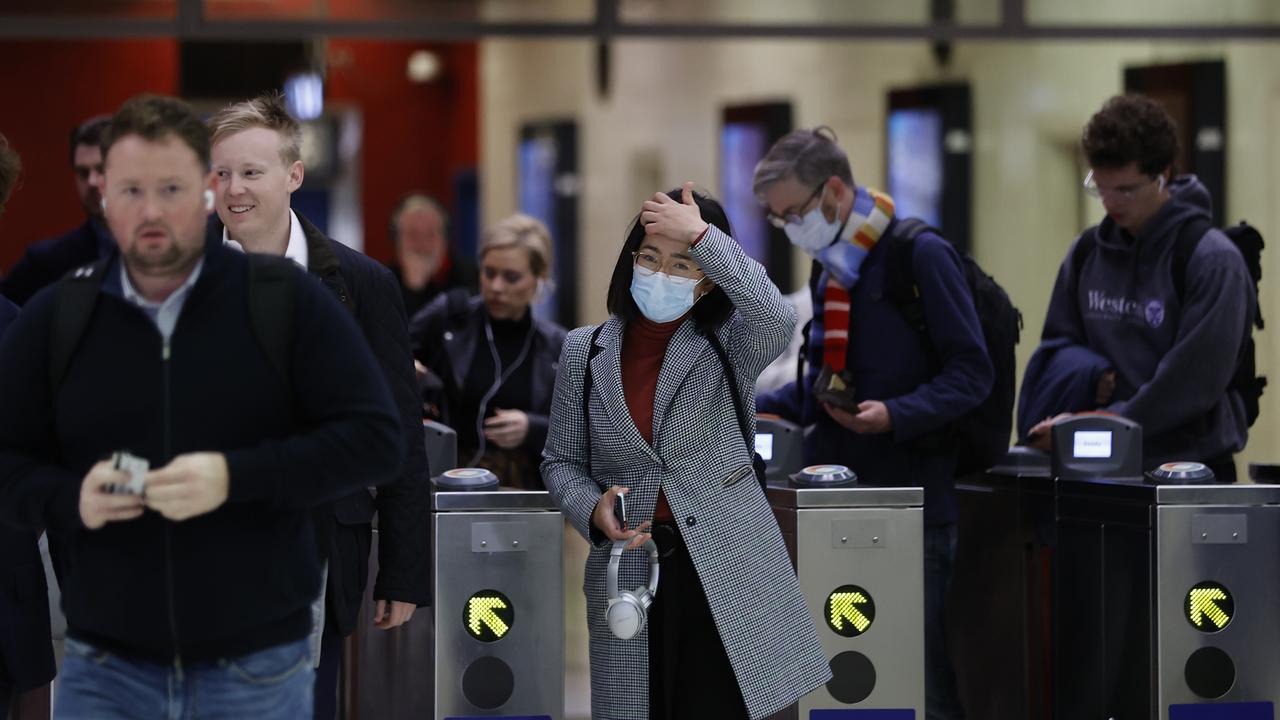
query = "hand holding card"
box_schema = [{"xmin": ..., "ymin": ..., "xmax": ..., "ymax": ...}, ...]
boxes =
[
  {"xmin": 104, "ymin": 451, "xmax": 149, "ymax": 496},
  {"xmin": 80, "ymin": 459, "xmax": 145, "ymax": 530}
]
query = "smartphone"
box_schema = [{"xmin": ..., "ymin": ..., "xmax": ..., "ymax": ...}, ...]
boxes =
[{"xmin": 613, "ymin": 493, "xmax": 628, "ymax": 530}]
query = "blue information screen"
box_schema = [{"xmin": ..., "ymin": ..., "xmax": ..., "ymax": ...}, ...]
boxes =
[
  {"xmin": 1169, "ymin": 702, "xmax": 1274, "ymax": 720},
  {"xmin": 811, "ymin": 710, "xmax": 916, "ymax": 720}
]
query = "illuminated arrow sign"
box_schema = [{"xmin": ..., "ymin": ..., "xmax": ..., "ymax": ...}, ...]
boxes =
[
  {"xmin": 464, "ymin": 589, "xmax": 514, "ymax": 642},
  {"xmin": 1184, "ymin": 581, "xmax": 1233, "ymax": 632},
  {"xmin": 824, "ymin": 584, "xmax": 876, "ymax": 638}
]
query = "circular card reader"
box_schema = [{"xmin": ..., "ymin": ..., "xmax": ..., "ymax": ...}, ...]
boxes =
[
  {"xmin": 432, "ymin": 467, "xmax": 500, "ymax": 491},
  {"xmin": 1146, "ymin": 461, "xmax": 1217, "ymax": 485},
  {"xmin": 790, "ymin": 464, "xmax": 857, "ymax": 488}
]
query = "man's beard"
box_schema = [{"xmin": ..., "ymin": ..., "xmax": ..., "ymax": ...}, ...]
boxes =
[{"xmin": 125, "ymin": 227, "xmax": 200, "ymax": 276}]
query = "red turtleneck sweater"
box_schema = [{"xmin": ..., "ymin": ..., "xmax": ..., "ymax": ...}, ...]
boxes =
[{"xmin": 621, "ymin": 314, "xmax": 683, "ymax": 523}]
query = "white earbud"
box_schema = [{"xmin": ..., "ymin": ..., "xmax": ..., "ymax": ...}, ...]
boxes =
[
  {"xmin": 100, "ymin": 197, "xmax": 107, "ymax": 212},
  {"xmin": 203, "ymin": 189, "xmax": 215, "ymax": 212}
]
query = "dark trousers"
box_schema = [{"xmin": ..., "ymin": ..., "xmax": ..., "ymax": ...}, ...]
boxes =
[
  {"xmin": 925, "ymin": 523, "xmax": 965, "ymax": 720},
  {"xmin": 314, "ymin": 620, "xmax": 344, "ymax": 720},
  {"xmin": 647, "ymin": 523, "xmax": 749, "ymax": 720}
]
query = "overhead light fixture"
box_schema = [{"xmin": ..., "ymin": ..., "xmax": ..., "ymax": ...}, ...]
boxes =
[
  {"xmin": 407, "ymin": 50, "xmax": 442, "ymax": 83},
  {"xmin": 284, "ymin": 72, "xmax": 324, "ymax": 121}
]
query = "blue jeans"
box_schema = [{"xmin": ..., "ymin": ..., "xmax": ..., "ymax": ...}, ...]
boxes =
[
  {"xmin": 56, "ymin": 637, "xmax": 313, "ymax": 719},
  {"xmin": 925, "ymin": 523, "xmax": 964, "ymax": 720}
]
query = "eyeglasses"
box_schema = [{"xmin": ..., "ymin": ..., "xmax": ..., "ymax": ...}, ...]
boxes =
[
  {"xmin": 1082, "ymin": 170, "xmax": 1165, "ymax": 202},
  {"xmin": 632, "ymin": 250, "xmax": 704, "ymax": 281},
  {"xmin": 766, "ymin": 183, "xmax": 825, "ymax": 229}
]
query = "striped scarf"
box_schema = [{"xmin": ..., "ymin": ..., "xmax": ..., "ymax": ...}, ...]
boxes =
[{"xmin": 816, "ymin": 187, "xmax": 895, "ymax": 374}]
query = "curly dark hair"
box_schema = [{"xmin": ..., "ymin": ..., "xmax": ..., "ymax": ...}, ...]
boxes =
[{"xmin": 1082, "ymin": 94, "xmax": 1179, "ymax": 177}]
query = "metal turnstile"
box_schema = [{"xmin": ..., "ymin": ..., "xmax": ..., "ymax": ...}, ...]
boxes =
[
  {"xmin": 349, "ymin": 420, "xmax": 458, "ymax": 719},
  {"xmin": 433, "ymin": 488, "xmax": 564, "ymax": 719},
  {"xmin": 950, "ymin": 447, "xmax": 1055, "ymax": 719},
  {"xmin": 768, "ymin": 479, "xmax": 925, "ymax": 717},
  {"xmin": 1055, "ymin": 478, "xmax": 1280, "ymax": 719}
]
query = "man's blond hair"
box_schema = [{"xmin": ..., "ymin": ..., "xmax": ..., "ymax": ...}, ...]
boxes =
[{"xmin": 208, "ymin": 91, "xmax": 302, "ymax": 166}]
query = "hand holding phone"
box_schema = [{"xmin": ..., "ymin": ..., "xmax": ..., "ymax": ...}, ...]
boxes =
[
  {"xmin": 613, "ymin": 492, "xmax": 628, "ymax": 530},
  {"xmin": 592, "ymin": 486, "xmax": 634, "ymax": 542}
]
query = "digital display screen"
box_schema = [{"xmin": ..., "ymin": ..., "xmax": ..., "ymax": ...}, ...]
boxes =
[
  {"xmin": 720, "ymin": 122, "xmax": 770, "ymax": 264},
  {"xmin": 755, "ymin": 433, "xmax": 774, "ymax": 462},
  {"xmin": 887, "ymin": 108, "xmax": 944, "ymax": 228},
  {"xmin": 518, "ymin": 135, "xmax": 560, "ymax": 322},
  {"xmin": 1073, "ymin": 431, "xmax": 1113, "ymax": 459}
]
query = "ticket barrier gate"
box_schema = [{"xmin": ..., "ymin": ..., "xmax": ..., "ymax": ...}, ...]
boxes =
[
  {"xmin": 1052, "ymin": 417, "xmax": 1280, "ymax": 719},
  {"xmin": 950, "ymin": 447, "xmax": 1054, "ymax": 720},
  {"xmin": 768, "ymin": 468, "xmax": 925, "ymax": 717},
  {"xmin": 348, "ymin": 420, "xmax": 459, "ymax": 719},
  {"xmin": 433, "ymin": 471, "xmax": 564, "ymax": 720},
  {"xmin": 757, "ymin": 416, "xmax": 805, "ymax": 483}
]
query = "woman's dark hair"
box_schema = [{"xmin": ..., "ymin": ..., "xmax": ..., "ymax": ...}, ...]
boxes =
[
  {"xmin": 1082, "ymin": 94, "xmax": 1179, "ymax": 177},
  {"xmin": 606, "ymin": 188, "xmax": 735, "ymax": 330}
]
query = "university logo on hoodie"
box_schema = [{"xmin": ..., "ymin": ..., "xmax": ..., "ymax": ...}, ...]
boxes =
[{"xmin": 1086, "ymin": 289, "xmax": 1166, "ymax": 329}]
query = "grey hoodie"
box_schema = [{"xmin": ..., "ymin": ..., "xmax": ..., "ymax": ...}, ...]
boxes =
[{"xmin": 1040, "ymin": 175, "xmax": 1254, "ymax": 467}]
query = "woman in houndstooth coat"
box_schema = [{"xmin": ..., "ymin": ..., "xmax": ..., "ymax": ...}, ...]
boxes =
[{"xmin": 543, "ymin": 184, "xmax": 831, "ymax": 719}]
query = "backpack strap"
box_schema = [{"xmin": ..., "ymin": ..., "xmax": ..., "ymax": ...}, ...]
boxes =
[
  {"xmin": 581, "ymin": 323, "xmax": 607, "ymax": 475},
  {"xmin": 247, "ymin": 254, "xmax": 297, "ymax": 389},
  {"xmin": 883, "ymin": 218, "xmax": 934, "ymax": 335},
  {"xmin": 1170, "ymin": 217, "xmax": 1215, "ymax": 303},
  {"xmin": 49, "ymin": 259, "xmax": 112, "ymax": 394}
]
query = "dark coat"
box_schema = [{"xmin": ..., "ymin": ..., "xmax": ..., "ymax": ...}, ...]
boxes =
[
  {"xmin": 212, "ymin": 214, "xmax": 433, "ymax": 635},
  {"xmin": 408, "ymin": 292, "xmax": 566, "ymax": 484},
  {"xmin": 0, "ymin": 241, "xmax": 402, "ymax": 662},
  {"xmin": 0, "ymin": 219, "xmax": 111, "ymax": 306},
  {"xmin": 0, "ymin": 296, "xmax": 57, "ymax": 692},
  {"xmin": 757, "ymin": 221, "xmax": 993, "ymax": 526}
]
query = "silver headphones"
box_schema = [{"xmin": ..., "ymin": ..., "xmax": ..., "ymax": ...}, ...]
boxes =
[{"xmin": 606, "ymin": 538, "xmax": 660, "ymax": 640}]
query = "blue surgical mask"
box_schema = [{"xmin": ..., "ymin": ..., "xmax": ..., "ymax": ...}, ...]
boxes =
[
  {"xmin": 783, "ymin": 189, "xmax": 843, "ymax": 255},
  {"xmin": 630, "ymin": 266, "xmax": 704, "ymax": 323}
]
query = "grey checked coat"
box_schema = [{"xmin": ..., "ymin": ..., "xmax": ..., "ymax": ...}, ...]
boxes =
[{"xmin": 542, "ymin": 227, "xmax": 831, "ymax": 719}]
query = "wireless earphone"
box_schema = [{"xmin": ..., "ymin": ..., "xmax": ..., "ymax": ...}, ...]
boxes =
[
  {"xmin": 606, "ymin": 538, "xmax": 660, "ymax": 640},
  {"xmin": 203, "ymin": 189, "xmax": 215, "ymax": 211}
]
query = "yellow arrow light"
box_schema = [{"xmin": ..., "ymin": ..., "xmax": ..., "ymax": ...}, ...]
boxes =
[
  {"xmin": 829, "ymin": 592, "xmax": 872, "ymax": 633},
  {"xmin": 1187, "ymin": 588, "xmax": 1230, "ymax": 629},
  {"xmin": 468, "ymin": 596, "xmax": 510, "ymax": 638}
]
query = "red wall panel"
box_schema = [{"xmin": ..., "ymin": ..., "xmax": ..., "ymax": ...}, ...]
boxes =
[
  {"xmin": 0, "ymin": 38, "xmax": 477, "ymax": 271},
  {"xmin": 326, "ymin": 39, "xmax": 478, "ymax": 263},
  {"xmin": 0, "ymin": 39, "xmax": 179, "ymax": 271}
]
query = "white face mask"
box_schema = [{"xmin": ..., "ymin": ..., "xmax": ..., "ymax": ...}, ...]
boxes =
[
  {"xmin": 783, "ymin": 188, "xmax": 842, "ymax": 255},
  {"xmin": 630, "ymin": 266, "xmax": 703, "ymax": 323}
]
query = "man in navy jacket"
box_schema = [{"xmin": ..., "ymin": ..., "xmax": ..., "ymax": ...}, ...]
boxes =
[
  {"xmin": 208, "ymin": 92, "xmax": 431, "ymax": 719},
  {"xmin": 0, "ymin": 131, "xmax": 58, "ymax": 719},
  {"xmin": 0, "ymin": 115, "xmax": 115, "ymax": 306},
  {"xmin": 1025, "ymin": 95, "xmax": 1253, "ymax": 479},
  {"xmin": 0, "ymin": 95, "xmax": 402, "ymax": 719},
  {"xmin": 754, "ymin": 127, "xmax": 991, "ymax": 720}
]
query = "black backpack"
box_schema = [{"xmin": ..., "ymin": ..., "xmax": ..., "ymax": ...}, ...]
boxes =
[
  {"xmin": 49, "ymin": 254, "xmax": 298, "ymax": 393},
  {"xmin": 883, "ymin": 219, "xmax": 1023, "ymax": 475},
  {"xmin": 1071, "ymin": 218, "xmax": 1266, "ymax": 426}
]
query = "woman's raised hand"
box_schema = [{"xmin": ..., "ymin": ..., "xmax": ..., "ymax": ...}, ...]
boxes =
[{"xmin": 640, "ymin": 181, "xmax": 708, "ymax": 244}]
